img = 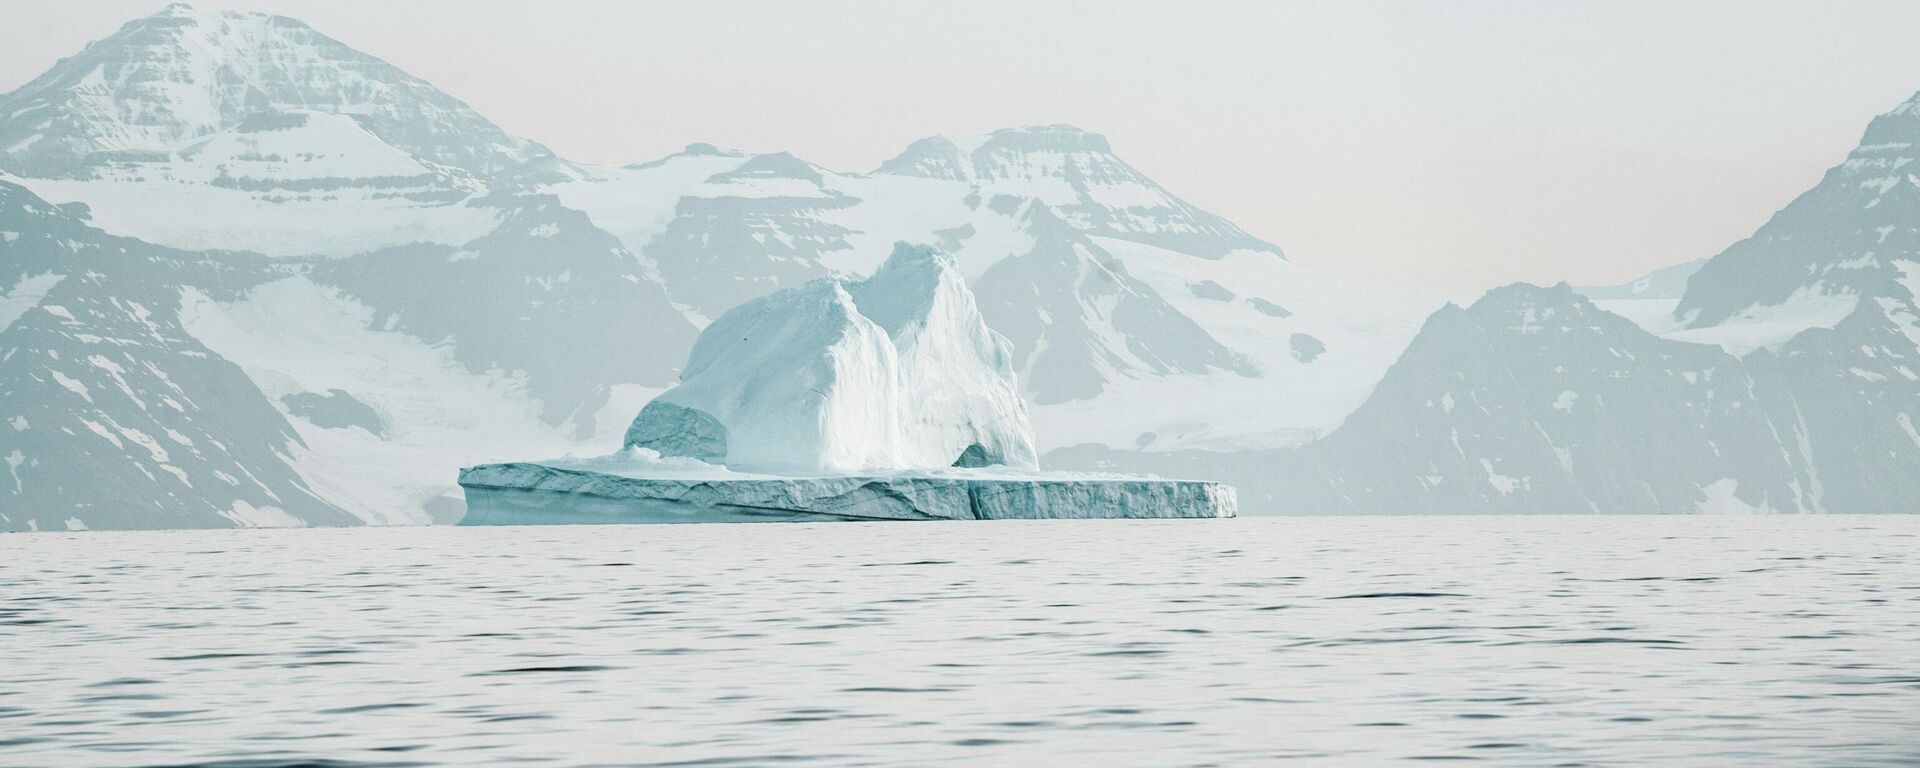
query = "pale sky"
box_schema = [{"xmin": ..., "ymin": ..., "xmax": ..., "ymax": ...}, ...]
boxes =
[{"xmin": 6, "ymin": 0, "xmax": 1920, "ymax": 294}]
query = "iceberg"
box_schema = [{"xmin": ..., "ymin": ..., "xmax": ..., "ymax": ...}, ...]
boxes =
[
  {"xmin": 624, "ymin": 242, "xmax": 1037, "ymax": 473},
  {"xmin": 458, "ymin": 243, "xmax": 1235, "ymax": 524}
]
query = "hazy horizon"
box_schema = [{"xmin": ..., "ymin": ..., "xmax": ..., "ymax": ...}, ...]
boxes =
[{"xmin": 6, "ymin": 0, "xmax": 1920, "ymax": 295}]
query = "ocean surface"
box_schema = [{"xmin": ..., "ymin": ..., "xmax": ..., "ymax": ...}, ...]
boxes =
[{"xmin": 2, "ymin": 516, "xmax": 1917, "ymax": 767}]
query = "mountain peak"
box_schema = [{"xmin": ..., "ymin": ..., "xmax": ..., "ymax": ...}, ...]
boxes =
[
  {"xmin": 147, "ymin": 2, "xmax": 276, "ymax": 21},
  {"xmin": 875, "ymin": 124, "xmax": 1276, "ymax": 257},
  {"xmin": 984, "ymin": 124, "xmax": 1112, "ymax": 153},
  {"xmin": 705, "ymin": 152, "xmax": 825, "ymax": 185},
  {"xmin": 875, "ymin": 125, "xmax": 1112, "ymax": 179},
  {"xmin": 0, "ymin": 4, "xmax": 555, "ymax": 181},
  {"xmin": 1676, "ymin": 86, "xmax": 1920, "ymax": 327},
  {"xmin": 1889, "ymin": 89, "xmax": 1920, "ymax": 116}
]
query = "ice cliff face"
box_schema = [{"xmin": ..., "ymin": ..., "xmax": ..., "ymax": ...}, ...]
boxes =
[
  {"xmin": 459, "ymin": 462, "xmax": 1235, "ymax": 523},
  {"xmin": 625, "ymin": 243, "xmax": 1037, "ymax": 474}
]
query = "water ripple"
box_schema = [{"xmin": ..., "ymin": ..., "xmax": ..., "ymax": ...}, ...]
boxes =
[{"xmin": 2, "ymin": 515, "xmax": 1917, "ymax": 766}]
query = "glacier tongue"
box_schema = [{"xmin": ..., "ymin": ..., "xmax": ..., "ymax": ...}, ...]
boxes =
[{"xmin": 625, "ymin": 242, "xmax": 1037, "ymax": 474}]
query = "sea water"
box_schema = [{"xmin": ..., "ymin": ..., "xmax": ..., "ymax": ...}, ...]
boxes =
[{"xmin": 2, "ymin": 516, "xmax": 1916, "ymax": 766}]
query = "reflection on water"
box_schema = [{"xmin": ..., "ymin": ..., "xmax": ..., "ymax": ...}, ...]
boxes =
[{"xmin": 2, "ymin": 516, "xmax": 1917, "ymax": 766}]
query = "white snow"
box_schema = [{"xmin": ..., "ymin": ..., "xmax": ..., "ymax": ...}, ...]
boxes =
[
  {"xmin": 1661, "ymin": 285, "xmax": 1861, "ymax": 356},
  {"xmin": 545, "ymin": 153, "xmax": 748, "ymax": 261},
  {"xmin": 1696, "ymin": 479, "xmax": 1770, "ymax": 515},
  {"xmin": 1897, "ymin": 413, "xmax": 1920, "ymax": 450},
  {"xmin": 1030, "ymin": 238, "xmax": 1445, "ymax": 452},
  {"xmin": 218, "ymin": 500, "xmax": 308, "ymax": 528},
  {"xmin": 179, "ymin": 277, "xmax": 645, "ymax": 525},
  {"xmin": 5, "ymin": 449, "xmax": 24, "ymax": 493},
  {"xmin": 171, "ymin": 110, "xmax": 434, "ymax": 184},
  {"xmin": 1480, "ymin": 458, "xmax": 1520, "ymax": 496},
  {"xmin": 1, "ymin": 272, "xmax": 65, "ymax": 332},
  {"xmin": 1553, "ymin": 391, "xmax": 1579, "ymax": 412},
  {"xmin": 13, "ymin": 175, "xmax": 503, "ymax": 258},
  {"xmin": 1591, "ymin": 298, "xmax": 1683, "ymax": 335},
  {"xmin": 49, "ymin": 370, "xmax": 91, "ymax": 402}
]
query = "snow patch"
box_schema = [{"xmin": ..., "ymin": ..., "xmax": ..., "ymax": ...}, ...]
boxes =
[
  {"xmin": 1663, "ymin": 285, "xmax": 1861, "ymax": 356},
  {"xmin": 218, "ymin": 501, "xmax": 308, "ymax": 528},
  {"xmin": 49, "ymin": 370, "xmax": 91, "ymax": 402},
  {"xmin": 1696, "ymin": 478, "xmax": 1769, "ymax": 515},
  {"xmin": 5, "ymin": 449, "xmax": 23, "ymax": 493},
  {"xmin": 1898, "ymin": 413, "xmax": 1920, "ymax": 450},
  {"xmin": 1480, "ymin": 458, "xmax": 1519, "ymax": 496},
  {"xmin": 1, "ymin": 273, "xmax": 65, "ymax": 332}
]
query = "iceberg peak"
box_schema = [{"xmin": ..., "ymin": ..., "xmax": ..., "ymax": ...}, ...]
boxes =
[{"xmin": 625, "ymin": 242, "xmax": 1037, "ymax": 474}]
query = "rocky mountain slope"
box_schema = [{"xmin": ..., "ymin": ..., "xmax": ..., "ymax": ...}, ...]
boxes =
[
  {"xmin": 1059, "ymin": 90, "xmax": 1920, "ymax": 514},
  {"xmin": 0, "ymin": 180, "xmax": 352, "ymax": 530}
]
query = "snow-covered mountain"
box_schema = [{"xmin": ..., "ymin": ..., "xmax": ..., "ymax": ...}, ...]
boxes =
[
  {"xmin": 22, "ymin": 4, "xmax": 1910, "ymax": 526},
  {"xmin": 1675, "ymin": 92, "xmax": 1920, "ymax": 330},
  {"xmin": 0, "ymin": 4, "xmax": 559, "ymax": 259},
  {"xmin": 1055, "ymin": 90, "xmax": 1920, "ymax": 514},
  {"xmin": 0, "ymin": 3, "xmax": 556, "ymax": 182},
  {"xmin": 2, "ymin": 5, "xmax": 1438, "ymax": 528}
]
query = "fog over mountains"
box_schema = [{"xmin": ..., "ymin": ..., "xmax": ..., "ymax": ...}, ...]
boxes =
[{"xmin": 2, "ymin": 4, "xmax": 1916, "ymax": 529}]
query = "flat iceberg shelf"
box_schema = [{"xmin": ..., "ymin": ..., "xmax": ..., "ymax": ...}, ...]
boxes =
[{"xmin": 457, "ymin": 463, "xmax": 1236, "ymax": 525}]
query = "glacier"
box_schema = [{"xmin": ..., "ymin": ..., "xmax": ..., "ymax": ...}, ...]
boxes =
[{"xmin": 461, "ymin": 243, "xmax": 1234, "ymax": 524}]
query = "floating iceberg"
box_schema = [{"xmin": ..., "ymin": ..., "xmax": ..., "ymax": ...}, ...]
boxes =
[
  {"xmin": 624, "ymin": 242, "xmax": 1037, "ymax": 473},
  {"xmin": 458, "ymin": 243, "xmax": 1235, "ymax": 524}
]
